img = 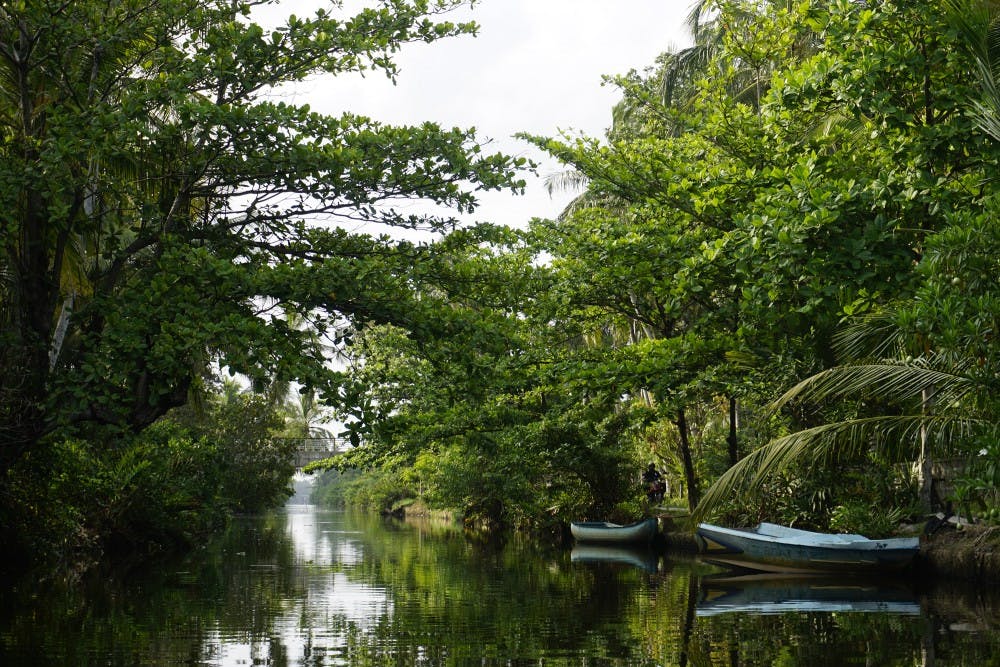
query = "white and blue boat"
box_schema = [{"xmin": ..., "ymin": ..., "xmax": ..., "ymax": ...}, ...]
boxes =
[{"xmin": 696, "ymin": 522, "xmax": 919, "ymax": 574}]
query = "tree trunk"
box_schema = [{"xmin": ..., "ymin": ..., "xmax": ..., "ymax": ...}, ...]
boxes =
[
  {"xmin": 676, "ymin": 408, "xmax": 700, "ymax": 511},
  {"xmin": 2, "ymin": 198, "xmax": 57, "ymax": 476},
  {"xmin": 918, "ymin": 386, "xmax": 934, "ymax": 513},
  {"xmin": 727, "ymin": 395, "xmax": 739, "ymax": 467},
  {"xmin": 49, "ymin": 294, "xmax": 75, "ymax": 371}
]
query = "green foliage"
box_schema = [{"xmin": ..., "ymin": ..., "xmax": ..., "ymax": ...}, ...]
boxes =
[
  {"xmin": 696, "ymin": 194, "xmax": 1000, "ymax": 521},
  {"xmin": 0, "ymin": 428, "xmax": 227, "ymax": 571},
  {"xmin": 7, "ymin": 0, "xmax": 998, "ymax": 549},
  {"xmin": 702, "ymin": 453, "xmax": 919, "ymax": 537},
  {"xmin": 0, "ymin": 0, "xmax": 531, "ymax": 568},
  {"xmin": 952, "ymin": 432, "xmax": 1000, "ymax": 521},
  {"xmin": 309, "ymin": 468, "xmax": 361, "ymax": 507},
  {"xmin": 208, "ymin": 393, "xmax": 296, "ymax": 513},
  {"xmin": 0, "ymin": 381, "xmax": 299, "ymax": 572},
  {"xmin": 829, "ymin": 502, "xmax": 905, "ymax": 539},
  {"xmin": 335, "ymin": 464, "xmax": 416, "ymax": 513},
  {"xmin": 510, "ymin": 0, "xmax": 988, "ymax": 514},
  {"xmin": 325, "ymin": 302, "xmax": 647, "ymax": 526},
  {"xmin": 0, "ymin": 0, "xmax": 524, "ymax": 475},
  {"xmin": 98, "ymin": 423, "xmax": 229, "ymax": 550},
  {"xmin": 318, "ymin": 0, "xmax": 1000, "ymax": 531},
  {"xmin": 0, "ymin": 440, "xmax": 99, "ymax": 572}
]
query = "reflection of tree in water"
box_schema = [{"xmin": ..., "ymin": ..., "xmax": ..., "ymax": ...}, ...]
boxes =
[
  {"xmin": 0, "ymin": 514, "xmax": 302, "ymax": 665},
  {"xmin": 7, "ymin": 511, "xmax": 1000, "ymax": 665},
  {"xmin": 344, "ymin": 518, "xmax": 655, "ymax": 662}
]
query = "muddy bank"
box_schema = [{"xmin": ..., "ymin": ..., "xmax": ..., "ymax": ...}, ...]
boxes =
[
  {"xmin": 661, "ymin": 530, "xmax": 699, "ymax": 552},
  {"xmin": 917, "ymin": 524, "xmax": 1000, "ymax": 581}
]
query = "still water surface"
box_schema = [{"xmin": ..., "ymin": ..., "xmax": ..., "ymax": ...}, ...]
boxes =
[{"xmin": 3, "ymin": 497, "xmax": 1000, "ymax": 665}]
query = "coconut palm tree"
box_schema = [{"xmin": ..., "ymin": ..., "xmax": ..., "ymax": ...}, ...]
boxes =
[
  {"xmin": 693, "ymin": 205, "xmax": 1000, "ymax": 522},
  {"xmin": 694, "ymin": 352, "xmax": 988, "ymax": 521},
  {"xmin": 665, "ymin": 0, "xmax": 821, "ymax": 114},
  {"xmin": 945, "ymin": 0, "xmax": 1000, "ymax": 142},
  {"xmin": 687, "ymin": 0, "xmax": 1000, "ymax": 524}
]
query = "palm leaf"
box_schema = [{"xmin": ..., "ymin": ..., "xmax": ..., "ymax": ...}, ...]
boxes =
[
  {"xmin": 944, "ymin": 0, "xmax": 1000, "ymax": 141},
  {"xmin": 771, "ymin": 358, "xmax": 978, "ymax": 414},
  {"xmin": 832, "ymin": 311, "xmax": 907, "ymax": 361},
  {"xmin": 543, "ymin": 169, "xmax": 590, "ymax": 197},
  {"xmin": 692, "ymin": 413, "xmax": 984, "ymax": 523}
]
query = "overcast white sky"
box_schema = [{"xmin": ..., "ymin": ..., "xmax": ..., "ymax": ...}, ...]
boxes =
[{"xmin": 261, "ymin": 0, "xmax": 694, "ymax": 229}]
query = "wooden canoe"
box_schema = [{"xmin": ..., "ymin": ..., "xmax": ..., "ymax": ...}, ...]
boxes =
[
  {"xmin": 570, "ymin": 518, "xmax": 659, "ymax": 544},
  {"xmin": 695, "ymin": 522, "xmax": 919, "ymax": 574}
]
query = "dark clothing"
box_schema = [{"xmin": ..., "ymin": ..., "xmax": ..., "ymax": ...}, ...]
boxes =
[{"xmin": 642, "ymin": 466, "xmax": 664, "ymax": 503}]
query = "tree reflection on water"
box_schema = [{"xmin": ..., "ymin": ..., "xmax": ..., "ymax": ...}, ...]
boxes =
[{"xmin": 2, "ymin": 505, "xmax": 1000, "ymax": 665}]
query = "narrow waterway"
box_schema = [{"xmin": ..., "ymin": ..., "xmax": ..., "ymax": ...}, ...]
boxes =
[{"xmin": 3, "ymin": 495, "xmax": 1000, "ymax": 665}]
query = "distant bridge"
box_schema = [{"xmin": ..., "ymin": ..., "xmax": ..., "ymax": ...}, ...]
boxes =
[{"xmin": 281, "ymin": 437, "xmax": 349, "ymax": 469}]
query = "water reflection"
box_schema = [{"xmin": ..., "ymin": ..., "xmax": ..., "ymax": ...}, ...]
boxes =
[
  {"xmin": 571, "ymin": 543, "xmax": 661, "ymax": 573},
  {"xmin": 2, "ymin": 504, "xmax": 1000, "ymax": 665},
  {"xmin": 696, "ymin": 572, "xmax": 921, "ymax": 616}
]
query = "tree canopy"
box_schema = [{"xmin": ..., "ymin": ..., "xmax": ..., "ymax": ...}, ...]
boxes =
[
  {"xmin": 0, "ymin": 0, "xmax": 525, "ymax": 474},
  {"xmin": 317, "ymin": 0, "xmax": 1000, "ymax": 532},
  {"xmin": 3, "ymin": 0, "xmax": 1000, "ymax": 553}
]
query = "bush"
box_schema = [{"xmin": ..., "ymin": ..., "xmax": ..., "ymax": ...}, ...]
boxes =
[
  {"xmin": 0, "ymin": 427, "xmax": 229, "ymax": 573},
  {"xmin": 209, "ymin": 394, "xmax": 295, "ymax": 513},
  {"xmin": 1, "ymin": 389, "xmax": 298, "ymax": 574},
  {"xmin": 830, "ymin": 500, "xmax": 904, "ymax": 538},
  {"xmin": 102, "ymin": 422, "xmax": 229, "ymax": 550},
  {"xmin": 0, "ymin": 439, "xmax": 99, "ymax": 573},
  {"xmin": 310, "ymin": 468, "xmax": 361, "ymax": 507},
  {"xmin": 340, "ymin": 465, "xmax": 416, "ymax": 513}
]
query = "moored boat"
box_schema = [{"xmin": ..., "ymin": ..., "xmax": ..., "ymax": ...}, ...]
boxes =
[
  {"xmin": 571, "ymin": 518, "xmax": 659, "ymax": 544},
  {"xmin": 695, "ymin": 522, "xmax": 919, "ymax": 574}
]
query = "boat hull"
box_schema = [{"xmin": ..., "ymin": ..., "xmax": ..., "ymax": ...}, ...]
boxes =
[
  {"xmin": 696, "ymin": 522, "xmax": 919, "ymax": 574},
  {"xmin": 571, "ymin": 518, "xmax": 659, "ymax": 544}
]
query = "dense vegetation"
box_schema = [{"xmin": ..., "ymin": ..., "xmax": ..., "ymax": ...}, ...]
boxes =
[
  {"xmin": 0, "ymin": 0, "xmax": 523, "ymax": 570},
  {"xmin": 1, "ymin": 0, "xmax": 998, "ymax": 571},
  {"xmin": 312, "ymin": 0, "xmax": 999, "ymax": 537}
]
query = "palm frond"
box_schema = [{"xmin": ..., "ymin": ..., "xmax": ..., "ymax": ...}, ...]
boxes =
[
  {"xmin": 692, "ymin": 413, "xmax": 984, "ymax": 523},
  {"xmin": 832, "ymin": 311, "xmax": 906, "ymax": 361},
  {"xmin": 972, "ymin": 96, "xmax": 1000, "ymax": 142},
  {"xmin": 658, "ymin": 44, "xmax": 712, "ymax": 109},
  {"xmin": 685, "ymin": 0, "xmax": 718, "ymax": 42},
  {"xmin": 944, "ymin": 0, "xmax": 1000, "ymax": 141},
  {"xmin": 543, "ymin": 169, "xmax": 590, "ymax": 196},
  {"xmin": 554, "ymin": 190, "xmax": 630, "ymax": 223},
  {"xmin": 943, "ymin": 0, "xmax": 995, "ymax": 65},
  {"xmin": 770, "ymin": 358, "xmax": 977, "ymax": 414}
]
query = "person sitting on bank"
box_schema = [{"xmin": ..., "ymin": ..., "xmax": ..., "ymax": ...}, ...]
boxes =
[{"xmin": 642, "ymin": 463, "xmax": 665, "ymax": 502}]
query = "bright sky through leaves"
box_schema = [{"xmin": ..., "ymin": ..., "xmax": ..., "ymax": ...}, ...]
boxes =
[{"xmin": 256, "ymin": 0, "xmax": 693, "ymax": 229}]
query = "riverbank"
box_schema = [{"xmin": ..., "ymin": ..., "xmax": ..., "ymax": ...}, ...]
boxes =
[
  {"xmin": 916, "ymin": 523, "xmax": 1000, "ymax": 581},
  {"xmin": 397, "ymin": 501, "xmax": 1000, "ymax": 582}
]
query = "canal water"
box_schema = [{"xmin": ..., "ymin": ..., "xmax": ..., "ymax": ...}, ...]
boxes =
[{"xmin": 3, "ymin": 498, "xmax": 1000, "ymax": 665}]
